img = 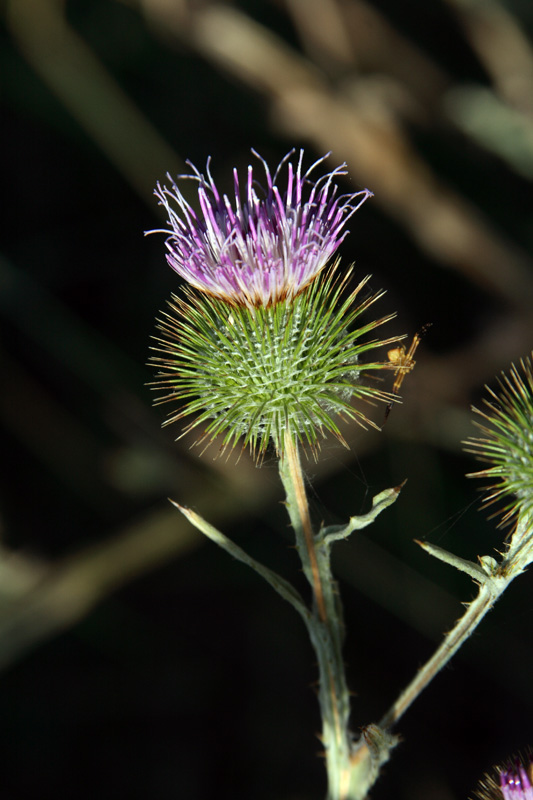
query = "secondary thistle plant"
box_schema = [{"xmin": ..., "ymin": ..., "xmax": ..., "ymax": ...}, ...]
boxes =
[{"xmin": 148, "ymin": 149, "xmax": 533, "ymax": 800}]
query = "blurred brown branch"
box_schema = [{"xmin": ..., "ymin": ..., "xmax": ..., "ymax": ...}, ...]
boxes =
[
  {"xmin": 445, "ymin": 0, "xmax": 533, "ymax": 116},
  {"xmin": 5, "ymin": 0, "xmax": 185, "ymax": 200}
]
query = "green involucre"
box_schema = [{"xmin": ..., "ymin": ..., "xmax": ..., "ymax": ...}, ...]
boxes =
[
  {"xmin": 150, "ymin": 266, "xmax": 397, "ymax": 458},
  {"xmin": 466, "ymin": 353, "xmax": 533, "ymax": 525}
]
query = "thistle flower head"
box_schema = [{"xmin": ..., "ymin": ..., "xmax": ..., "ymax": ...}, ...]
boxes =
[
  {"xmin": 148, "ymin": 149, "xmax": 372, "ymax": 308},
  {"xmin": 472, "ymin": 754, "xmax": 533, "ymax": 800},
  {"xmin": 465, "ymin": 354, "xmax": 533, "ymax": 527},
  {"xmin": 149, "ymin": 149, "xmax": 402, "ymax": 459},
  {"xmin": 500, "ymin": 762, "xmax": 533, "ymax": 799}
]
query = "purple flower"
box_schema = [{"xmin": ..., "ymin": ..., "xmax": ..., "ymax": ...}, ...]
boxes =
[
  {"xmin": 148, "ymin": 150, "xmax": 372, "ymax": 307},
  {"xmin": 500, "ymin": 761, "xmax": 533, "ymax": 799}
]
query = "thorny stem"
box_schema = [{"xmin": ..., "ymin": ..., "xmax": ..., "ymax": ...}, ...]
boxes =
[
  {"xmin": 379, "ymin": 581, "xmax": 502, "ymax": 731},
  {"xmin": 349, "ymin": 575, "xmax": 510, "ymax": 800},
  {"xmin": 279, "ymin": 428, "xmax": 353, "ymax": 800},
  {"xmin": 281, "ymin": 431, "xmax": 326, "ymax": 620},
  {"xmin": 379, "ymin": 509, "xmax": 533, "ymax": 736},
  {"xmin": 346, "ymin": 516, "xmax": 533, "ymax": 798}
]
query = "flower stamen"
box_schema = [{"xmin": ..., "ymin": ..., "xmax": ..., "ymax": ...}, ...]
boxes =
[{"xmin": 147, "ymin": 149, "xmax": 372, "ymax": 308}]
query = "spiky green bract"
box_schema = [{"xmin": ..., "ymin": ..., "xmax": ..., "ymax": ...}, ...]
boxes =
[
  {"xmin": 466, "ymin": 354, "xmax": 533, "ymax": 526},
  {"xmin": 150, "ymin": 264, "xmax": 397, "ymax": 459}
]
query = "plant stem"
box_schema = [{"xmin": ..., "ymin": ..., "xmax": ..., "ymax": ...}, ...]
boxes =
[
  {"xmin": 279, "ymin": 429, "xmax": 354, "ymax": 800},
  {"xmin": 379, "ymin": 581, "xmax": 502, "ymax": 730},
  {"xmin": 281, "ymin": 432, "xmax": 326, "ymax": 620}
]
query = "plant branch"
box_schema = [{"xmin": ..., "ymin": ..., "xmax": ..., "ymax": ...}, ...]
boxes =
[
  {"xmin": 378, "ymin": 544, "xmax": 514, "ymax": 731},
  {"xmin": 319, "ymin": 482, "xmax": 406, "ymax": 547},
  {"xmin": 170, "ymin": 500, "xmax": 310, "ymax": 620}
]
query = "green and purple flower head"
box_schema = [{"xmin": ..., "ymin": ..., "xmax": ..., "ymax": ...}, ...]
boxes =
[
  {"xmin": 500, "ymin": 762, "xmax": 533, "ymax": 799},
  {"xmin": 473, "ymin": 754, "xmax": 533, "ymax": 800},
  {"xmin": 151, "ymin": 150, "xmax": 372, "ymax": 308},
  {"xmin": 149, "ymin": 150, "xmax": 402, "ymax": 457}
]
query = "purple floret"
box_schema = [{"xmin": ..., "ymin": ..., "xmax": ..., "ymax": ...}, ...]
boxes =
[
  {"xmin": 500, "ymin": 762, "xmax": 533, "ymax": 799},
  {"xmin": 148, "ymin": 149, "xmax": 372, "ymax": 307}
]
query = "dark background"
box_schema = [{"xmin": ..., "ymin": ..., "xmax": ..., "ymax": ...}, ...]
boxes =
[{"xmin": 2, "ymin": 1, "xmax": 533, "ymax": 798}]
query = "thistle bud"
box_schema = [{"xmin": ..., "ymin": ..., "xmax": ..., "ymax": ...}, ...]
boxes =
[{"xmin": 466, "ymin": 354, "xmax": 533, "ymax": 528}]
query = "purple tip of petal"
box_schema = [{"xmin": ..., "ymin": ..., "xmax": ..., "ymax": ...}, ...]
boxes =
[
  {"xmin": 148, "ymin": 149, "xmax": 372, "ymax": 307},
  {"xmin": 500, "ymin": 761, "xmax": 533, "ymax": 799}
]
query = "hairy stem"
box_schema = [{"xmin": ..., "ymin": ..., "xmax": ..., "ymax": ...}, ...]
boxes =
[
  {"xmin": 379, "ymin": 582, "xmax": 501, "ymax": 730},
  {"xmin": 278, "ymin": 429, "xmax": 354, "ymax": 800},
  {"xmin": 280, "ymin": 431, "xmax": 326, "ymax": 619}
]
